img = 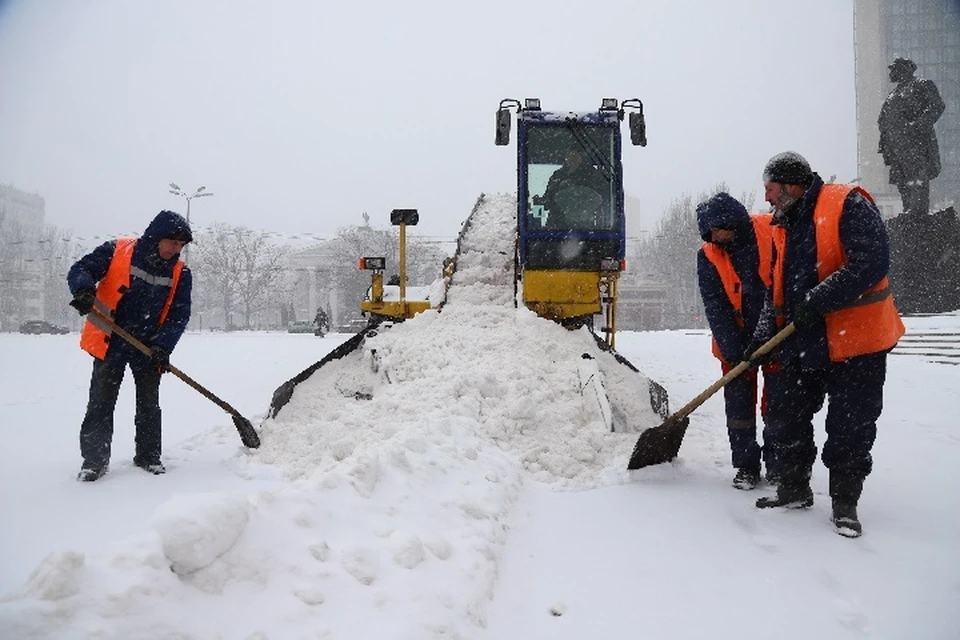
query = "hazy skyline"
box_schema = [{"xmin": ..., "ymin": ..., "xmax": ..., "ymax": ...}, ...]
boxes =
[{"xmin": 0, "ymin": 0, "xmax": 859, "ymax": 245}]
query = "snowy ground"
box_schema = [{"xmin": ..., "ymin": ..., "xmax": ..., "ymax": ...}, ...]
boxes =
[{"xmin": 1, "ymin": 307, "xmax": 958, "ymax": 639}]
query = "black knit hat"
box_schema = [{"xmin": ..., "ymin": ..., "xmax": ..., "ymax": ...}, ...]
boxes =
[{"xmin": 763, "ymin": 151, "xmax": 813, "ymax": 186}]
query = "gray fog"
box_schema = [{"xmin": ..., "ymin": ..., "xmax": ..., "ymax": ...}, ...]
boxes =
[{"xmin": 0, "ymin": 0, "xmax": 857, "ymax": 243}]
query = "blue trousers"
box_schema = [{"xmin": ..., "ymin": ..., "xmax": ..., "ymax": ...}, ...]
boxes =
[
  {"xmin": 764, "ymin": 352, "xmax": 886, "ymax": 481},
  {"xmin": 721, "ymin": 362, "xmax": 781, "ymax": 473},
  {"xmin": 79, "ymin": 357, "xmax": 162, "ymax": 468}
]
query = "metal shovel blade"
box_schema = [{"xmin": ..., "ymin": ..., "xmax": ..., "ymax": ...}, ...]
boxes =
[
  {"xmin": 233, "ymin": 415, "xmax": 261, "ymax": 449},
  {"xmin": 627, "ymin": 414, "xmax": 690, "ymax": 470}
]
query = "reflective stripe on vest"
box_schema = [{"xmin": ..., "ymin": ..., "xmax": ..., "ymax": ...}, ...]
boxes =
[
  {"xmin": 79, "ymin": 238, "xmax": 184, "ymax": 359},
  {"xmin": 772, "ymin": 184, "xmax": 905, "ymax": 362},
  {"xmin": 703, "ymin": 214, "xmax": 774, "ymax": 362}
]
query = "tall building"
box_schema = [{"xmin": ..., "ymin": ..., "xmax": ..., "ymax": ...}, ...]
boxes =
[
  {"xmin": 855, "ymin": 0, "xmax": 960, "ymax": 217},
  {"xmin": 0, "ymin": 184, "xmax": 47, "ymax": 328},
  {"xmin": 0, "ymin": 183, "xmax": 45, "ymax": 235}
]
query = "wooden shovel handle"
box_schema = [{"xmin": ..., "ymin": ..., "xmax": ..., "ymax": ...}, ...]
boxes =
[
  {"xmin": 671, "ymin": 323, "xmax": 796, "ymax": 423},
  {"xmin": 87, "ymin": 310, "xmax": 245, "ymax": 419}
]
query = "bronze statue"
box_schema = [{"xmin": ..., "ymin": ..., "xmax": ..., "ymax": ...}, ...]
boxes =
[{"xmin": 878, "ymin": 57, "xmax": 945, "ymax": 216}]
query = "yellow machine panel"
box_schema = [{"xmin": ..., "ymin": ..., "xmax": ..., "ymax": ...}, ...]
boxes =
[
  {"xmin": 360, "ymin": 299, "xmax": 431, "ymax": 319},
  {"xmin": 522, "ymin": 270, "xmax": 601, "ymax": 320}
]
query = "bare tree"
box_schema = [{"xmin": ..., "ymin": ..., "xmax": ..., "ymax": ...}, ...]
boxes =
[
  {"xmin": 234, "ymin": 228, "xmax": 288, "ymax": 328},
  {"xmin": 404, "ymin": 237, "xmax": 448, "ymax": 285},
  {"xmin": 192, "ymin": 223, "xmax": 240, "ymax": 329},
  {"xmin": 326, "ymin": 224, "xmax": 398, "ymax": 319},
  {"xmin": 192, "ymin": 223, "xmax": 288, "ymax": 330},
  {"xmin": 633, "ymin": 184, "xmax": 746, "ymax": 329}
]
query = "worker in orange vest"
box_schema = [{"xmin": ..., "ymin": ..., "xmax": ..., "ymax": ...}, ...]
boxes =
[
  {"xmin": 696, "ymin": 192, "xmax": 781, "ymax": 491},
  {"xmin": 67, "ymin": 210, "xmax": 193, "ymax": 482},
  {"xmin": 746, "ymin": 152, "xmax": 904, "ymax": 538}
]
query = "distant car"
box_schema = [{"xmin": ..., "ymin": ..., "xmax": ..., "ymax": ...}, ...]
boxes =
[
  {"xmin": 337, "ymin": 318, "xmax": 369, "ymax": 333},
  {"xmin": 19, "ymin": 320, "xmax": 70, "ymax": 335},
  {"xmin": 287, "ymin": 320, "xmax": 317, "ymax": 334}
]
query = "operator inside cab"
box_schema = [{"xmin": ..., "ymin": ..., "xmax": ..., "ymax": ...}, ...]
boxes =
[{"xmin": 527, "ymin": 130, "xmax": 616, "ymax": 233}]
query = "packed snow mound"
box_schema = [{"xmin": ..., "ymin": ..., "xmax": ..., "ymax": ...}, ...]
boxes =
[
  {"xmin": 259, "ymin": 191, "xmax": 662, "ymax": 487},
  {"xmin": 150, "ymin": 492, "xmax": 250, "ymax": 574},
  {"xmin": 260, "ymin": 304, "xmax": 660, "ymax": 487}
]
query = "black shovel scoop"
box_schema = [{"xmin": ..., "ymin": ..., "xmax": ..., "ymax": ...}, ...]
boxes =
[{"xmin": 627, "ymin": 323, "xmax": 796, "ymax": 470}]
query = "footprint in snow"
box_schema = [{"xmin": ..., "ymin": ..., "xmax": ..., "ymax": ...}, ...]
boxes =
[
  {"xmin": 730, "ymin": 510, "xmax": 780, "ymax": 553},
  {"xmin": 340, "ymin": 546, "xmax": 378, "ymax": 585},
  {"xmin": 818, "ymin": 569, "xmax": 871, "ymax": 636}
]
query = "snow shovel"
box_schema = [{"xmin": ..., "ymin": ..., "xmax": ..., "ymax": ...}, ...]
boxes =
[
  {"xmin": 626, "ymin": 323, "xmax": 796, "ymax": 470},
  {"xmin": 87, "ymin": 310, "xmax": 261, "ymax": 448}
]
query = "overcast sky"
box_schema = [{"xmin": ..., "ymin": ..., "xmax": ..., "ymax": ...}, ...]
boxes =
[{"xmin": 0, "ymin": 0, "xmax": 858, "ymax": 245}]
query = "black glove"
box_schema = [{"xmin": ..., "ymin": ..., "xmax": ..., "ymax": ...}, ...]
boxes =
[
  {"xmin": 69, "ymin": 290, "xmax": 96, "ymax": 315},
  {"xmin": 149, "ymin": 346, "xmax": 170, "ymax": 372},
  {"xmin": 742, "ymin": 337, "xmax": 775, "ymax": 368},
  {"xmin": 792, "ymin": 301, "xmax": 821, "ymax": 332}
]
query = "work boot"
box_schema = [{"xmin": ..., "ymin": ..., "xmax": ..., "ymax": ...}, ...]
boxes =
[
  {"xmin": 756, "ymin": 480, "xmax": 813, "ymax": 509},
  {"xmin": 134, "ymin": 458, "xmax": 166, "ymax": 475},
  {"xmin": 761, "ymin": 424, "xmax": 781, "ymax": 485},
  {"xmin": 829, "ymin": 472, "xmax": 865, "ymax": 538},
  {"xmin": 732, "ymin": 468, "xmax": 761, "ymax": 490},
  {"xmin": 832, "ymin": 502, "xmax": 862, "ymax": 538},
  {"xmin": 77, "ymin": 463, "xmax": 108, "ymax": 482}
]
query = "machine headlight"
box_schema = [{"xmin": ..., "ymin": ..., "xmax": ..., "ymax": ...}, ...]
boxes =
[
  {"xmin": 600, "ymin": 257, "xmax": 621, "ymax": 272},
  {"xmin": 359, "ymin": 257, "xmax": 386, "ymax": 271}
]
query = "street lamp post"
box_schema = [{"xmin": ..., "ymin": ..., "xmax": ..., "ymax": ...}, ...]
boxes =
[{"xmin": 168, "ymin": 183, "xmax": 214, "ymax": 265}]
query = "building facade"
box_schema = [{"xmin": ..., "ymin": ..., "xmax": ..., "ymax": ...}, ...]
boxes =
[
  {"xmin": 0, "ymin": 184, "xmax": 46, "ymax": 329},
  {"xmin": 855, "ymin": 0, "xmax": 960, "ymax": 217},
  {"xmin": 285, "ymin": 241, "xmax": 344, "ymax": 330}
]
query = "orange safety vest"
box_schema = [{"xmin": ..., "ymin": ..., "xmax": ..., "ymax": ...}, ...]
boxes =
[
  {"xmin": 703, "ymin": 214, "xmax": 774, "ymax": 361},
  {"xmin": 79, "ymin": 238, "xmax": 184, "ymax": 359},
  {"xmin": 771, "ymin": 184, "xmax": 905, "ymax": 362}
]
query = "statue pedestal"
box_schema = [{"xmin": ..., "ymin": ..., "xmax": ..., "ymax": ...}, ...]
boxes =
[{"xmin": 886, "ymin": 206, "xmax": 960, "ymax": 314}]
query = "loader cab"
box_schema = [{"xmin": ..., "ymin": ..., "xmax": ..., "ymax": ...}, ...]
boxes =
[
  {"xmin": 496, "ymin": 97, "xmax": 646, "ymax": 333},
  {"xmin": 521, "ymin": 113, "xmax": 623, "ymax": 270}
]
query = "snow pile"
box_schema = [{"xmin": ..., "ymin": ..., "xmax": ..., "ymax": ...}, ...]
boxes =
[
  {"xmin": 260, "ymin": 192, "xmax": 660, "ymax": 487},
  {"xmin": 261, "ymin": 304, "xmax": 656, "ymax": 486}
]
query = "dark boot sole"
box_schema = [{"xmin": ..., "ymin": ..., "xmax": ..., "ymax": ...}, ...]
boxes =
[
  {"xmin": 756, "ymin": 495, "xmax": 813, "ymax": 509},
  {"xmin": 77, "ymin": 467, "xmax": 108, "ymax": 482},
  {"xmin": 834, "ymin": 525, "xmax": 862, "ymax": 538},
  {"xmin": 135, "ymin": 463, "xmax": 166, "ymax": 475},
  {"xmin": 833, "ymin": 517, "xmax": 862, "ymax": 538}
]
